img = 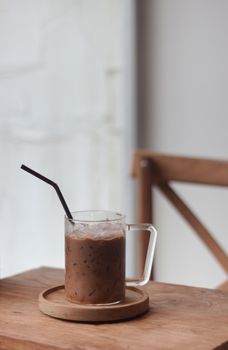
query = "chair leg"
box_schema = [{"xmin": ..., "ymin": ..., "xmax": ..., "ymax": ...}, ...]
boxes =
[{"xmin": 136, "ymin": 158, "xmax": 153, "ymax": 276}]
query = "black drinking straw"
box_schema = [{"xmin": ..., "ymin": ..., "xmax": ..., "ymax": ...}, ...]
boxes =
[{"xmin": 21, "ymin": 164, "xmax": 74, "ymax": 222}]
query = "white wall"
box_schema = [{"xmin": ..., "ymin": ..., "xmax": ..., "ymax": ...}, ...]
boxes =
[
  {"xmin": 0, "ymin": 0, "xmax": 127, "ymax": 278},
  {"xmin": 137, "ymin": 0, "xmax": 228, "ymax": 288},
  {"xmin": 123, "ymin": 0, "xmax": 138, "ymax": 277}
]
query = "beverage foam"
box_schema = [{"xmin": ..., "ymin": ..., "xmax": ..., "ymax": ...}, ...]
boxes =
[{"xmin": 67, "ymin": 222, "xmax": 125, "ymax": 239}]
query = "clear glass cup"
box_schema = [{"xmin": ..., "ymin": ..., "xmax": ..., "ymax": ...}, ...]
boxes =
[{"xmin": 65, "ymin": 210, "xmax": 157, "ymax": 305}]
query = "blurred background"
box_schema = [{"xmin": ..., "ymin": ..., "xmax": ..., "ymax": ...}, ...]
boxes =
[{"xmin": 0, "ymin": 0, "xmax": 227, "ymax": 288}]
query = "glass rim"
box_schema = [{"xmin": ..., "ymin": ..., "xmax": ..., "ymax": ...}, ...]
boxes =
[{"xmin": 65, "ymin": 210, "xmax": 126, "ymax": 223}]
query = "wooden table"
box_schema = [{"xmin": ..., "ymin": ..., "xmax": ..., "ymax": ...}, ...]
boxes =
[{"xmin": 0, "ymin": 267, "xmax": 227, "ymax": 350}]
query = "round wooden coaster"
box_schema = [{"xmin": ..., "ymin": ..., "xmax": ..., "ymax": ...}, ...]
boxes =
[{"xmin": 39, "ymin": 285, "xmax": 149, "ymax": 322}]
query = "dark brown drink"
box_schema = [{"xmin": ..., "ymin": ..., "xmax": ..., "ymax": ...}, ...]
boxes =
[{"xmin": 65, "ymin": 231, "xmax": 125, "ymax": 304}]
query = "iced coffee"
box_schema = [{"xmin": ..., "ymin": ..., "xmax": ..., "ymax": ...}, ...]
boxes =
[
  {"xmin": 64, "ymin": 210, "xmax": 157, "ymax": 306},
  {"xmin": 65, "ymin": 224, "xmax": 125, "ymax": 304}
]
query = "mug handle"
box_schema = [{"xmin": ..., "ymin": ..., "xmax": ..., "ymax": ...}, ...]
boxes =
[{"xmin": 125, "ymin": 223, "xmax": 157, "ymax": 287}]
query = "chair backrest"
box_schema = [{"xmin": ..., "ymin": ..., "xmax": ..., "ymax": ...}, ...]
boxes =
[{"xmin": 132, "ymin": 150, "xmax": 228, "ymax": 286}]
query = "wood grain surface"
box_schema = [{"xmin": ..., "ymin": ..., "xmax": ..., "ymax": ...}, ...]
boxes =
[
  {"xmin": 0, "ymin": 267, "xmax": 228, "ymax": 350},
  {"xmin": 39, "ymin": 284, "xmax": 149, "ymax": 322}
]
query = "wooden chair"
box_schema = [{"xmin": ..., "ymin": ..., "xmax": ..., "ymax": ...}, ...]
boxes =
[{"xmin": 131, "ymin": 150, "xmax": 228, "ymax": 290}]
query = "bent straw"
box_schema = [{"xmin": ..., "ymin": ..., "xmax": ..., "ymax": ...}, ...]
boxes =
[{"xmin": 21, "ymin": 164, "xmax": 74, "ymax": 222}]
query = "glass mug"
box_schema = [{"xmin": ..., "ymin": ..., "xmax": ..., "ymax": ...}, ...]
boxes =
[{"xmin": 65, "ymin": 210, "xmax": 157, "ymax": 305}]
